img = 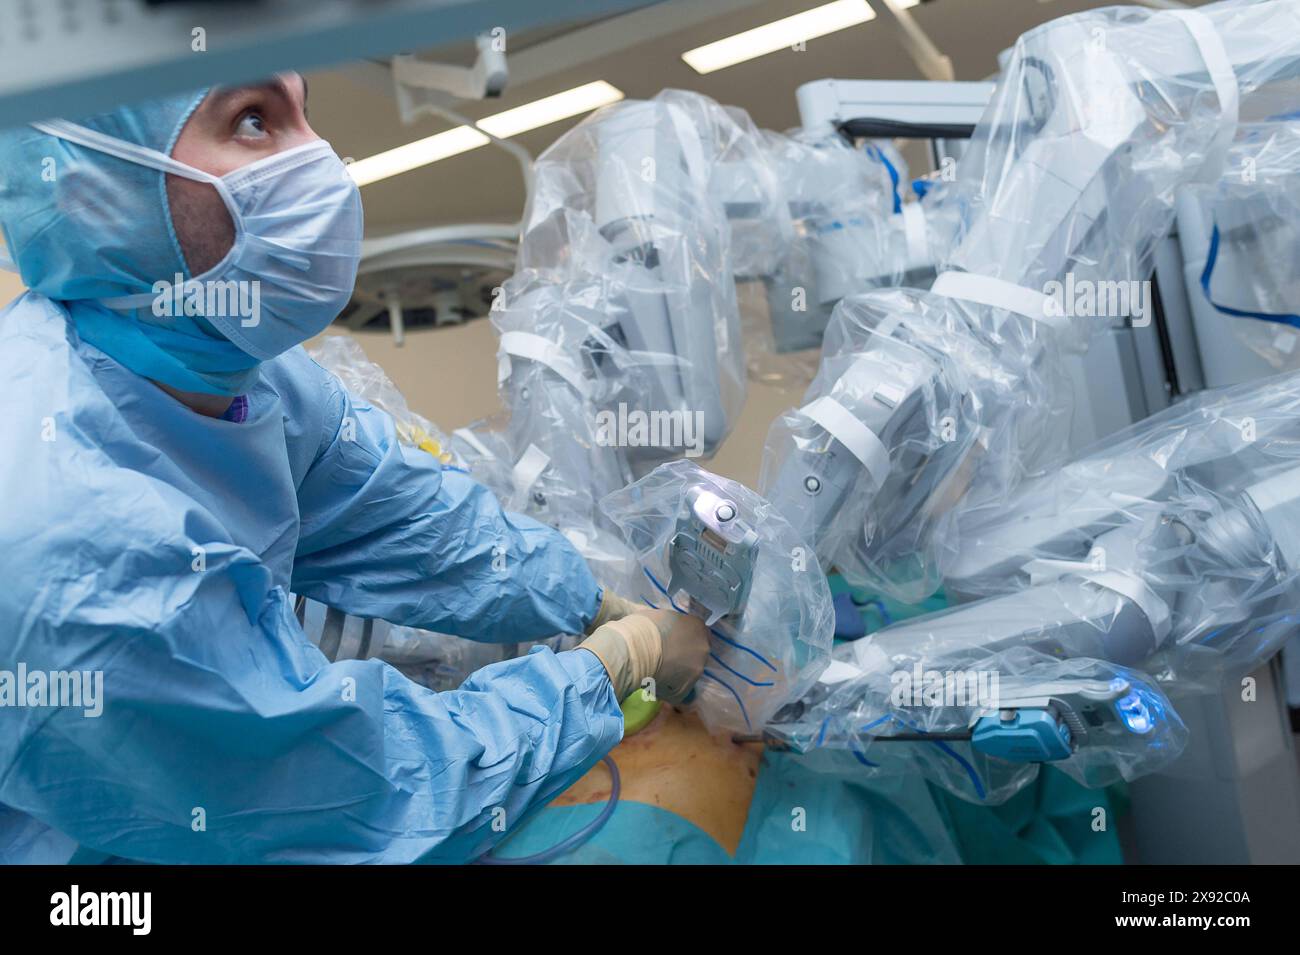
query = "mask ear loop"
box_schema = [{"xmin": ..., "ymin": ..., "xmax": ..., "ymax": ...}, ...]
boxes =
[{"xmin": 29, "ymin": 119, "xmax": 247, "ymax": 311}]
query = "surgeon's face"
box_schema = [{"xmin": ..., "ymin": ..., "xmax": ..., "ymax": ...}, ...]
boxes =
[{"xmin": 167, "ymin": 73, "xmax": 317, "ymax": 275}]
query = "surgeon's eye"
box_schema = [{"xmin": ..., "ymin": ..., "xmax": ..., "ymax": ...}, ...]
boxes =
[{"xmin": 235, "ymin": 110, "xmax": 269, "ymax": 140}]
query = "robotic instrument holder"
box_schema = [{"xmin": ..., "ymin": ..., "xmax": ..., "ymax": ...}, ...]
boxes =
[{"xmin": 666, "ymin": 485, "xmax": 759, "ymax": 627}]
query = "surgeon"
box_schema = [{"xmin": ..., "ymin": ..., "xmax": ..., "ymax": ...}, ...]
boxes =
[{"xmin": 0, "ymin": 74, "xmax": 710, "ymax": 864}]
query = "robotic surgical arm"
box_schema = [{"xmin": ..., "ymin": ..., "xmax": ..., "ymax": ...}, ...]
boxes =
[
  {"xmin": 1176, "ymin": 118, "xmax": 1300, "ymax": 371},
  {"xmin": 715, "ymin": 128, "xmax": 925, "ymax": 357},
  {"xmin": 762, "ymin": 0, "xmax": 1300, "ymax": 603},
  {"xmin": 584, "ymin": 99, "xmax": 744, "ymax": 458},
  {"xmin": 766, "ymin": 366, "xmax": 1300, "ymax": 802},
  {"xmin": 498, "ymin": 91, "xmax": 750, "ymax": 467},
  {"xmin": 478, "ymin": 88, "xmax": 914, "ymax": 544},
  {"xmin": 453, "ymin": 92, "xmax": 758, "ymax": 562}
]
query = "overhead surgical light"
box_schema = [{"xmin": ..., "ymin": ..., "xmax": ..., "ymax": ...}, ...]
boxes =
[
  {"xmin": 681, "ymin": 0, "xmax": 905, "ymax": 75},
  {"xmin": 348, "ymin": 80, "xmax": 624, "ymax": 186}
]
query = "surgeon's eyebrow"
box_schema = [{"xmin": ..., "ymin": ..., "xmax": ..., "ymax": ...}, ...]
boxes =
[{"xmin": 206, "ymin": 75, "xmax": 307, "ymax": 118}]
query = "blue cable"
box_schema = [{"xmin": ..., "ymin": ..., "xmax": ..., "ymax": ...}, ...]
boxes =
[
  {"xmin": 1200, "ymin": 224, "xmax": 1300, "ymax": 328},
  {"xmin": 832, "ymin": 713, "xmax": 987, "ymax": 800},
  {"xmin": 865, "ymin": 143, "xmax": 903, "ymax": 214},
  {"xmin": 700, "ymin": 670, "xmax": 752, "ymax": 730},
  {"xmin": 850, "ymin": 739, "xmax": 880, "ymax": 768},
  {"xmin": 477, "ymin": 755, "xmax": 621, "ymax": 865},
  {"xmin": 638, "ymin": 565, "xmax": 776, "ymax": 727},
  {"xmin": 641, "ymin": 567, "xmax": 690, "ymax": 614},
  {"xmin": 888, "ymin": 714, "xmax": 987, "ymax": 800},
  {"xmin": 708, "ymin": 627, "xmax": 778, "ymax": 673},
  {"xmin": 811, "ymin": 717, "xmax": 883, "ymax": 767},
  {"xmin": 845, "ymin": 714, "xmax": 882, "ymax": 767},
  {"xmin": 816, "ymin": 715, "xmax": 832, "ymax": 748},
  {"xmin": 927, "ymin": 738, "xmax": 986, "ymax": 800},
  {"xmin": 641, "ymin": 565, "xmax": 778, "ymax": 671},
  {"xmin": 708, "ymin": 651, "xmax": 775, "ymax": 688},
  {"xmin": 855, "ymin": 596, "xmax": 893, "ymax": 628},
  {"xmin": 859, "ymin": 714, "xmax": 892, "ymax": 733}
]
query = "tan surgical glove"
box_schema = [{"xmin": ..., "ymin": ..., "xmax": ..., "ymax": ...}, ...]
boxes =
[
  {"xmin": 585, "ymin": 590, "xmax": 643, "ymax": 634},
  {"xmin": 579, "ymin": 609, "xmax": 710, "ymax": 704}
]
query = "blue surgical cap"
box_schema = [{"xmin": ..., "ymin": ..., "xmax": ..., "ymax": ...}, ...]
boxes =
[
  {"xmin": 0, "ymin": 89, "xmax": 266, "ymax": 395},
  {"xmin": 0, "ymin": 90, "xmax": 207, "ymax": 299}
]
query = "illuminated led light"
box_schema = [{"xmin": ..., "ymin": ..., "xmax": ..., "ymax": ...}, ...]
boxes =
[
  {"xmin": 681, "ymin": 0, "xmax": 878, "ymax": 75},
  {"xmin": 1116, "ymin": 691, "xmax": 1154, "ymax": 734},
  {"xmin": 476, "ymin": 81, "xmax": 624, "ymax": 138},
  {"xmin": 348, "ymin": 81, "xmax": 624, "ymax": 186},
  {"xmin": 347, "ymin": 127, "xmax": 490, "ymax": 186}
]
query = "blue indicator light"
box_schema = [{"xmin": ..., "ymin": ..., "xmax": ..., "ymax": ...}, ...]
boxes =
[{"xmin": 1116, "ymin": 691, "xmax": 1153, "ymax": 734}]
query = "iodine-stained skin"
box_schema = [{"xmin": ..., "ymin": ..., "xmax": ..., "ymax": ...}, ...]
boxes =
[{"xmin": 553, "ymin": 706, "xmax": 763, "ymax": 856}]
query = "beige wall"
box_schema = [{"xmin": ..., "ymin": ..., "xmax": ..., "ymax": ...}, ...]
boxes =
[
  {"xmin": 315, "ymin": 322, "xmax": 503, "ymax": 434},
  {"xmin": 0, "ymin": 246, "xmax": 23, "ymax": 305},
  {"xmin": 318, "ymin": 323, "xmax": 803, "ymax": 490}
]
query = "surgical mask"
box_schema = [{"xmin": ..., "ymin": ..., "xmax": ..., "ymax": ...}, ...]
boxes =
[{"xmin": 31, "ymin": 119, "xmax": 363, "ymax": 362}]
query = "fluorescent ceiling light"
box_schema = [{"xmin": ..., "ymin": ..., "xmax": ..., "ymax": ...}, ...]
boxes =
[
  {"xmin": 348, "ymin": 126, "xmax": 489, "ymax": 187},
  {"xmin": 477, "ymin": 82, "xmax": 625, "ymax": 138},
  {"xmin": 349, "ymin": 80, "xmax": 624, "ymax": 187},
  {"xmin": 682, "ymin": 0, "xmax": 878, "ymax": 75}
]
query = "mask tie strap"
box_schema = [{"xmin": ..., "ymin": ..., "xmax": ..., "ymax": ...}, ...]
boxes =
[
  {"xmin": 32, "ymin": 119, "xmax": 237, "ymax": 313},
  {"xmin": 31, "ymin": 119, "xmax": 221, "ymax": 186}
]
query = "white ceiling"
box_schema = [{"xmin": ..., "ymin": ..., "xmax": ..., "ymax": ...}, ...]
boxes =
[{"xmin": 305, "ymin": 0, "xmax": 1205, "ymax": 235}]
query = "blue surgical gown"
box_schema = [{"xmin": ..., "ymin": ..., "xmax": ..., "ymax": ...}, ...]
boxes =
[{"xmin": 0, "ymin": 294, "xmax": 623, "ymax": 863}]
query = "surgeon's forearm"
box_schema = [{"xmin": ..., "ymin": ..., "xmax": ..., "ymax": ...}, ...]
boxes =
[
  {"xmin": 295, "ymin": 443, "xmax": 601, "ymax": 641},
  {"xmin": 10, "ymin": 620, "xmax": 621, "ymax": 864},
  {"xmin": 480, "ymin": 510, "xmax": 605, "ymax": 639},
  {"xmin": 293, "ymin": 376, "xmax": 603, "ymax": 642}
]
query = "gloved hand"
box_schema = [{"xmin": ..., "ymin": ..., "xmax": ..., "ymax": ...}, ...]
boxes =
[
  {"xmin": 585, "ymin": 589, "xmax": 643, "ymax": 634},
  {"xmin": 579, "ymin": 609, "xmax": 710, "ymax": 704}
]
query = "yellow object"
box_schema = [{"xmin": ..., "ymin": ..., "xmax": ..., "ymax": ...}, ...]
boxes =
[
  {"xmin": 620, "ymin": 690, "xmax": 662, "ymax": 736},
  {"xmin": 396, "ymin": 421, "xmax": 453, "ymax": 465}
]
